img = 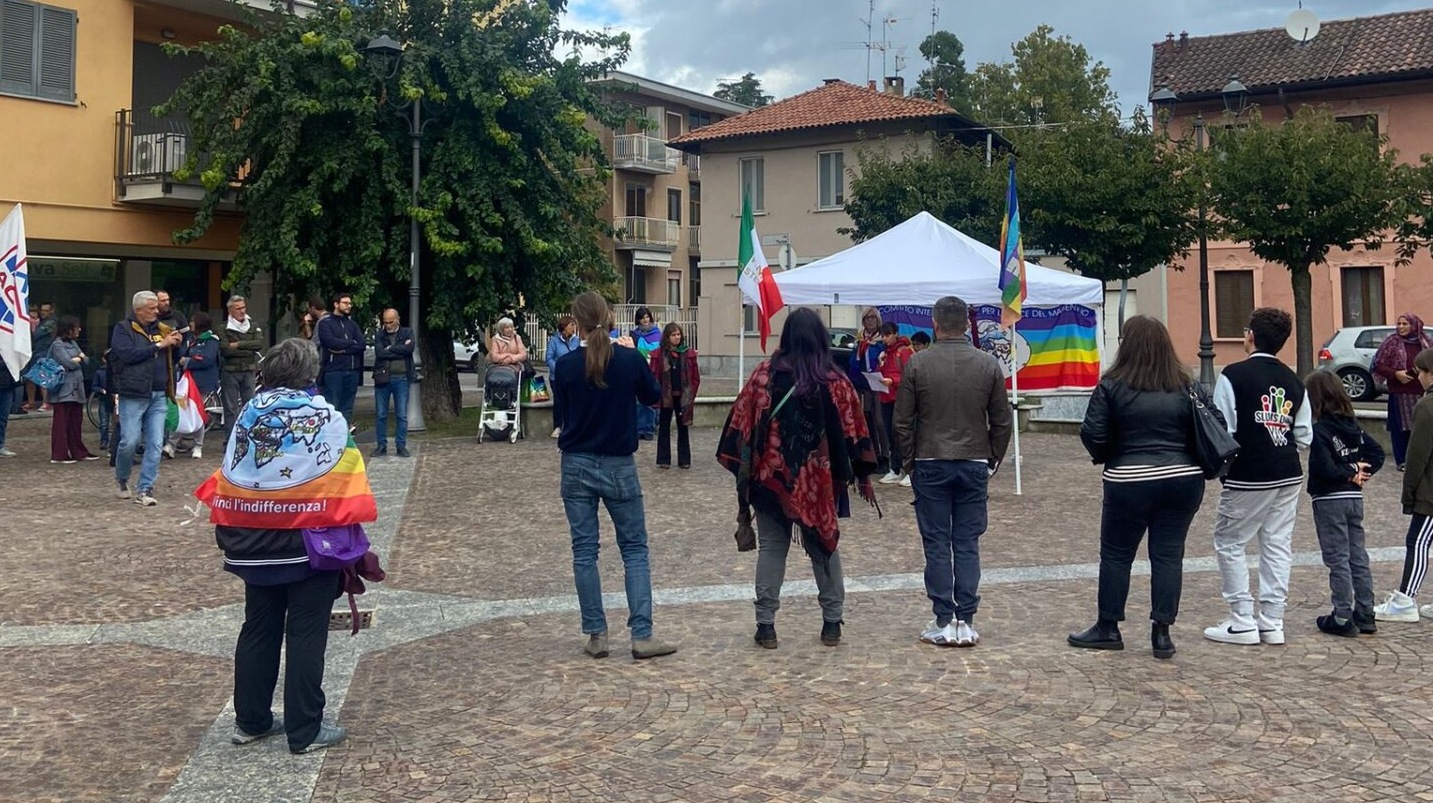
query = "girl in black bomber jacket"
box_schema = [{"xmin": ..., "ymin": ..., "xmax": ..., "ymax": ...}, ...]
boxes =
[{"xmin": 1303, "ymin": 371, "xmax": 1384, "ymax": 637}]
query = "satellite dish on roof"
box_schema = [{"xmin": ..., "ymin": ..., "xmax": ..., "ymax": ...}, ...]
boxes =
[{"xmin": 1286, "ymin": 7, "xmax": 1321, "ymax": 43}]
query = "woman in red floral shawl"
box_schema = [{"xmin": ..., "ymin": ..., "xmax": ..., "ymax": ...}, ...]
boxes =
[{"xmin": 717, "ymin": 308, "xmax": 879, "ymax": 650}]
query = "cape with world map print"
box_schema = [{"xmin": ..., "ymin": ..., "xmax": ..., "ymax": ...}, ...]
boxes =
[{"xmin": 194, "ymin": 388, "xmax": 378, "ymax": 528}]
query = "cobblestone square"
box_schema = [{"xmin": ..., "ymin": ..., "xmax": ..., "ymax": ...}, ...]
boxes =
[{"xmin": 3, "ymin": 413, "xmax": 1433, "ymax": 802}]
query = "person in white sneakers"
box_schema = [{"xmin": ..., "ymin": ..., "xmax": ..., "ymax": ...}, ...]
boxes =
[
  {"xmin": 1203, "ymin": 308, "xmax": 1311, "ymax": 646},
  {"xmin": 894, "ymin": 296, "xmax": 1012, "ymax": 648},
  {"xmin": 1374, "ymin": 347, "xmax": 1433, "ymax": 622}
]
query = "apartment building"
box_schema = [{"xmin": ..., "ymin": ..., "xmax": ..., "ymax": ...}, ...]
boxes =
[
  {"xmin": 1150, "ymin": 8, "xmax": 1433, "ymax": 369},
  {"xmin": 588, "ymin": 70, "xmax": 748, "ymax": 327},
  {"xmin": 0, "ymin": 0, "xmax": 286, "ymax": 354}
]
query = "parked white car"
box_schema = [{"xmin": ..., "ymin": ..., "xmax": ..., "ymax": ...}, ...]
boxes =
[
  {"xmin": 1318, "ymin": 325, "xmax": 1394, "ymax": 402},
  {"xmin": 363, "ymin": 338, "xmax": 487, "ymax": 372}
]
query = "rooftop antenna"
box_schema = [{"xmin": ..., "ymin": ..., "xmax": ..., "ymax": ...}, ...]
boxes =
[
  {"xmin": 927, "ymin": 1, "xmax": 939, "ymax": 69},
  {"xmin": 861, "ymin": 0, "xmax": 875, "ymax": 84},
  {"xmin": 1285, "ymin": 3, "xmax": 1321, "ymax": 44},
  {"xmin": 881, "ymin": 14, "xmax": 901, "ymax": 79}
]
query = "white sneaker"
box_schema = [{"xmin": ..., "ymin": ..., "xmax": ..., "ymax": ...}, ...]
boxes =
[
  {"xmin": 1258, "ymin": 621, "xmax": 1286, "ymax": 645},
  {"xmin": 878, "ymin": 470, "xmax": 901, "ymax": 484},
  {"xmin": 953, "ymin": 620, "xmax": 980, "ymax": 647},
  {"xmin": 0, "ymin": 447, "xmax": 16, "ymax": 457},
  {"xmin": 162, "ymin": 443, "xmax": 176, "ymax": 459},
  {"xmin": 1202, "ymin": 617, "xmax": 1259, "ymax": 645},
  {"xmin": 899, "ymin": 474, "xmax": 912, "ymax": 487},
  {"xmin": 116, "ymin": 482, "xmax": 131, "ymax": 500},
  {"xmin": 191, "ymin": 446, "xmax": 203, "ymax": 459},
  {"xmin": 134, "ymin": 492, "xmax": 157, "ymax": 507},
  {"xmin": 550, "ymin": 427, "xmax": 561, "ymax": 439},
  {"xmin": 1375, "ymin": 591, "xmax": 1419, "ymax": 622},
  {"xmin": 1418, "ymin": 603, "xmax": 1433, "ymax": 619},
  {"xmin": 920, "ymin": 619, "xmax": 960, "ymax": 646}
]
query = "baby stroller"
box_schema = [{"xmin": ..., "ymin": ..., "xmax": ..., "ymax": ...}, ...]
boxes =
[{"xmin": 477, "ymin": 364, "xmax": 522, "ymax": 443}]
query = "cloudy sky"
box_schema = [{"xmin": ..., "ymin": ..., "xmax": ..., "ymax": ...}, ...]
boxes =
[{"xmin": 563, "ymin": 0, "xmax": 1432, "ymax": 113}]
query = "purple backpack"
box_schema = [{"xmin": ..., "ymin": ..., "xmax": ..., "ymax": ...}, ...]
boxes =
[{"xmin": 301, "ymin": 524, "xmax": 370, "ymax": 571}]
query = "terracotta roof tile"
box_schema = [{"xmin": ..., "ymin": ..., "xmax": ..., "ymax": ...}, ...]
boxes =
[
  {"xmin": 1150, "ymin": 8, "xmax": 1433, "ymax": 99},
  {"xmin": 668, "ymin": 80, "xmax": 967, "ymax": 147}
]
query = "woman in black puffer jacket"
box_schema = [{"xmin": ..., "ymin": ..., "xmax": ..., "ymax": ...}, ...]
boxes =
[{"xmin": 1071, "ymin": 315, "xmax": 1220, "ymax": 660}]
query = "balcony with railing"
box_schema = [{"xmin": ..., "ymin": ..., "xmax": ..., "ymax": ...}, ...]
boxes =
[
  {"xmin": 687, "ymin": 226, "xmax": 701, "ymax": 252},
  {"xmin": 114, "ymin": 108, "xmax": 238, "ymax": 210},
  {"xmin": 613, "ymin": 216, "xmax": 680, "ymax": 250},
  {"xmin": 612, "ymin": 133, "xmax": 679, "ymax": 174}
]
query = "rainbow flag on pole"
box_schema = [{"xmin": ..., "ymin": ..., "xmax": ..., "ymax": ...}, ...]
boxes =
[
  {"xmin": 195, "ymin": 389, "xmax": 377, "ymax": 528},
  {"xmin": 997, "ymin": 157, "xmax": 1027, "ymax": 328}
]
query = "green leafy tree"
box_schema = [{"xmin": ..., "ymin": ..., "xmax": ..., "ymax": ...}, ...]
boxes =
[
  {"xmin": 1396, "ymin": 154, "xmax": 1433, "ymax": 263},
  {"xmin": 1018, "ymin": 109, "xmax": 1201, "ymax": 328},
  {"xmin": 156, "ymin": 0, "xmax": 630, "ymax": 420},
  {"xmin": 911, "ymin": 30, "xmax": 972, "ymax": 112},
  {"xmin": 1207, "ymin": 106, "xmax": 1413, "ymax": 375},
  {"xmin": 968, "ymin": 24, "xmax": 1117, "ymax": 128},
  {"xmin": 713, "ymin": 72, "xmax": 772, "ymax": 107},
  {"xmin": 840, "ymin": 139, "xmax": 1004, "ymax": 246}
]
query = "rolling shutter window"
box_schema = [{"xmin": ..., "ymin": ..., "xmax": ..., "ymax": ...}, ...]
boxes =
[
  {"xmin": 36, "ymin": 4, "xmax": 74, "ymax": 101},
  {"xmin": 0, "ymin": 0, "xmax": 74, "ymax": 101}
]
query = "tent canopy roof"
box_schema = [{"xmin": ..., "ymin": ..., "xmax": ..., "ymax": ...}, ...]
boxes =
[{"xmin": 774, "ymin": 211, "xmax": 1104, "ymax": 308}]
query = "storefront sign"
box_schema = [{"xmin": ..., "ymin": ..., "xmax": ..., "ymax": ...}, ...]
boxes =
[{"xmin": 28, "ymin": 258, "xmax": 119, "ymax": 283}]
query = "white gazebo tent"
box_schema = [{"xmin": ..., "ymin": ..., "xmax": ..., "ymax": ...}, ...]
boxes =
[{"xmin": 772, "ymin": 211, "xmax": 1105, "ymax": 495}]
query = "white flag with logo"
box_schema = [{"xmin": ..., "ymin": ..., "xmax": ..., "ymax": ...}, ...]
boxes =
[{"xmin": 0, "ymin": 204, "xmax": 30, "ymax": 382}]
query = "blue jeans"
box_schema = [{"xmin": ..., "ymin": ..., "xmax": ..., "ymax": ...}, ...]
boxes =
[
  {"xmin": 374, "ymin": 376, "xmax": 409, "ymax": 449},
  {"xmin": 97, "ymin": 393, "xmax": 112, "ymax": 446},
  {"xmin": 911, "ymin": 460, "xmax": 990, "ymax": 624},
  {"xmin": 321, "ymin": 370, "xmax": 359, "ymax": 422},
  {"xmin": 116, "ymin": 391, "xmax": 167, "ymax": 493},
  {"xmin": 0, "ymin": 385, "xmax": 13, "ymax": 448},
  {"xmin": 636, "ymin": 403, "xmax": 656, "ymax": 436},
  {"xmin": 560, "ymin": 452, "xmax": 654, "ymax": 639}
]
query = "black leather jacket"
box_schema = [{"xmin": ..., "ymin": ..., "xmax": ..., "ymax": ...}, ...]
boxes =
[{"xmin": 1081, "ymin": 378, "xmax": 1209, "ymax": 468}]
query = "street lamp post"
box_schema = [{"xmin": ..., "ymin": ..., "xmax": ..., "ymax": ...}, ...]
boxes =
[{"xmin": 366, "ymin": 33, "xmax": 425, "ymax": 431}]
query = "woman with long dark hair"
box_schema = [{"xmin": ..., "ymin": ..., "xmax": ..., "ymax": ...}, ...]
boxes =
[
  {"xmin": 650, "ymin": 322, "xmax": 700, "ymax": 469},
  {"xmin": 718, "ymin": 308, "xmax": 879, "ymax": 649},
  {"xmin": 551, "ymin": 292, "xmax": 677, "ymax": 661},
  {"xmin": 1070, "ymin": 315, "xmax": 1216, "ymax": 660},
  {"xmin": 1372, "ymin": 313, "xmax": 1433, "ymax": 471}
]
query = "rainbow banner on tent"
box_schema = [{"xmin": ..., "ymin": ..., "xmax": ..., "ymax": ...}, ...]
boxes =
[
  {"xmin": 875, "ymin": 303, "xmax": 1101, "ymax": 392},
  {"xmin": 195, "ymin": 388, "xmax": 378, "ymax": 528}
]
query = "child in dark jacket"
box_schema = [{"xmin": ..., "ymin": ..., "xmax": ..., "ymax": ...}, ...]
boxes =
[{"xmin": 1304, "ymin": 370, "xmax": 1384, "ymax": 636}]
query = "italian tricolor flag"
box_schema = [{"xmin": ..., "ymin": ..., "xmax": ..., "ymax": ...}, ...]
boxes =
[{"xmin": 737, "ymin": 192, "xmax": 785, "ymax": 351}]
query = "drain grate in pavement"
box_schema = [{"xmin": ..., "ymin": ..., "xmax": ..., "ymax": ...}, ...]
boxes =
[{"xmin": 328, "ymin": 609, "xmax": 375, "ymax": 631}]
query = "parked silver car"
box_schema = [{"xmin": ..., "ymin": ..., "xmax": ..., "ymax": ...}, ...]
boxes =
[{"xmin": 1318, "ymin": 325, "xmax": 1394, "ymax": 402}]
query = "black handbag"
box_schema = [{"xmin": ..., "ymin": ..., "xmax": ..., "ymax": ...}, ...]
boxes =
[
  {"xmin": 1189, "ymin": 383, "xmax": 1240, "ymax": 479},
  {"xmin": 371, "ymin": 360, "xmax": 391, "ymax": 386}
]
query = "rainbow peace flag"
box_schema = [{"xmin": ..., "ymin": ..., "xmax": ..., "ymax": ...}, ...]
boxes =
[
  {"xmin": 975, "ymin": 303, "xmax": 1100, "ymax": 392},
  {"xmin": 195, "ymin": 389, "xmax": 378, "ymax": 528},
  {"xmin": 997, "ymin": 157, "xmax": 1027, "ymax": 328}
]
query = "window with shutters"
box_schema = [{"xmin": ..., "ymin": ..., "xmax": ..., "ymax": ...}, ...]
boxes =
[
  {"xmin": 739, "ymin": 157, "xmax": 764, "ymax": 212},
  {"xmin": 666, "ymin": 188, "xmax": 681, "ymax": 224},
  {"xmin": 1214, "ymin": 270, "xmax": 1255, "ymax": 339},
  {"xmin": 0, "ymin": 0, "xmax": 76, "ymax": 102},
  {"xmin": 818, "ymin": 151, "xmax": 845, "ymax": 209}
]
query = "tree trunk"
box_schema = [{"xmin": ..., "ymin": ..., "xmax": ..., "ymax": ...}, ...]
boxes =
[
  {"xmin": 418, "ymin": 324, "xmax": 461, "ymax": 422},
  {"xmin": 1290, "ymin": 262, "xmax": 1314, "ymax": 377}
]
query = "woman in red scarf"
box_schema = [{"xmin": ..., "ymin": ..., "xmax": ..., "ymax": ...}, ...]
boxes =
[
  {"xmin": 650, "ymin": 322, "xmax": 700, "ymax": 468},
  {"xmin": 718, "ymin": 308, "xmax": 880, "ymax": 650},
  {"xmin": 1373, "ymin": 313, "xmax": 1433, "ymax": 470}
]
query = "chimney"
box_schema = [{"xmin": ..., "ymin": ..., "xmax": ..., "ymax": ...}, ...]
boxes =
[
  {"xmin": 883, "ymin": 76, "xmax": 904, "ymax": 97},
  {"xmin": 935, "ymin": 87, "xmax": 947, "ymax": 105},
  {"xmin": 1179, "ymin": 31, "xmax": 1188, "ymax": 47},
  {"xmin": 868, "ymin": 79, "xmax": 877, "ymax": 91},
  {"xmin": 823, "ymin": 77, "xmax": 841, "ymax": 85},
  {"xmin": 1165, "ymin": 32, "xmax": 1174, "ymax": 44}
]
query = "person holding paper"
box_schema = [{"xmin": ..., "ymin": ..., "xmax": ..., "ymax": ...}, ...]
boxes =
[{"xmin": 876, "ymin": 323, "xmax": 915, "ymax": 485}]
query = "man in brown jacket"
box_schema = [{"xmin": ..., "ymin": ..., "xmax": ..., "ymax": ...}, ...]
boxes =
[{"xmin": 894, "ymin": 295, "xmax": 1013, "ymax": 648}]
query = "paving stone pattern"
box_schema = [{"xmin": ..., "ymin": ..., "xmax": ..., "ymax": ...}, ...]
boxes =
[{"xmin": 4, "ymin": 412, "xmax": 1433, "ymax": 802}]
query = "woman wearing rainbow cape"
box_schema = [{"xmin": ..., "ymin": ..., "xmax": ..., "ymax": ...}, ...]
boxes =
[{"xmin": 195, "ymin": 337, "xmax": 378, "ymax": 755}]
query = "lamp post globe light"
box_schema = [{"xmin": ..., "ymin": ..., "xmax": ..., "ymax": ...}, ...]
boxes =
[{"xmin": 366, "ymin": 33, "xmax": 425, "ymax": 431}]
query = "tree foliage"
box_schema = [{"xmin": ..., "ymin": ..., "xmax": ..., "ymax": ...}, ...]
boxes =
[
  {"xmin": 1017, "ymin": 108, "xmax": 1201, "ymax": 324},
  {"xmin": 156, "ymin": 0, "xmax": 630, "ymax": 419},
  {"xmin": 910, "ymin": 30, "xmax": 972, "ymax": 112},
  {"xmin": 841, "ymin": 139, "xmax": 1004, "ymax": 246},
  {"xmin": 967, "ymin": 24, "xmax": 1117, "ymax": 128},
  {"xmin": 1206, "ymin": 105, "xmax": 1412, "ymax": 376},
  {"xmin": 713, "ymin": 72, "xmax": 771, "ymax": 107}
]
